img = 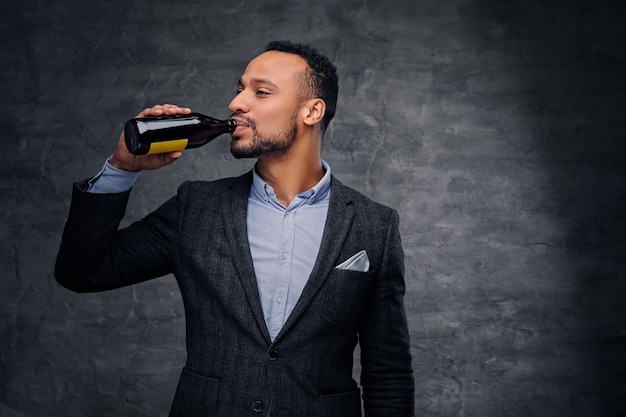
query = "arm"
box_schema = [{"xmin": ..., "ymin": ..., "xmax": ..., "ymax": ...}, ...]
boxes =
[
  {"xmin": 359, "ymin": 209, "xmax": 415, "ymax": 416},
  {"xmin": 54, "ymin": 181, "xmax": 184, "ymax": 292},
  {"xmin": 54, "ymin": 104, "xmax": 191, "ymax": 292}
]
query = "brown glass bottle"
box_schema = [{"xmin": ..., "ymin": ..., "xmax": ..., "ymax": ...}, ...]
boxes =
[{"xmin": 124, "ymin": 113, "xmax": 237, "ymax": 155}]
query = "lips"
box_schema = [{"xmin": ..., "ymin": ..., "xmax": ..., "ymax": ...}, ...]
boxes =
[
  {"xmin": 230, "ymin": 117, "xmax": 250, "ymax": 138},
  {"xmin": 231, "ymin": 117, "xmax": 250, "ymax": 128}
]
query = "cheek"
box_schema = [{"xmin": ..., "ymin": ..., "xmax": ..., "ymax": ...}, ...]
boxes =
[{"xmin": 257, "ymin": 107, "xmax": 292, "ymax": 129}]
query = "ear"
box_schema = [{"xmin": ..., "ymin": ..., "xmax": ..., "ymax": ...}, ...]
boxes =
[{"xmin": 301, "ymin": 98, "xmax": 326, "ymax": 127}]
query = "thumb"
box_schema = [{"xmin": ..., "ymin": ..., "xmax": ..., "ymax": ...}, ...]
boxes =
[{"xmin": 161, "ymin": 151, "xmax": 183, "ymax": 165}]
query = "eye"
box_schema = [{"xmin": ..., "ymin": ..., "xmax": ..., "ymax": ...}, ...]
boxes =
[{"xmin": 256, "ymin": 90, "xmax": 270, "ymax": 96}]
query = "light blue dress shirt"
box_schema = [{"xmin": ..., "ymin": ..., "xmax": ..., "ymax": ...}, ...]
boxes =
[
  {"xmin": 247, "ymin": 161, "xmax": 331, "ymax": 341},
  {"xmin": 87, "ymin": 159, "xmax": 331, "ymax": 341},
  {"xmin": 87, "ymin": 160, "xmax": 140, "ymax": 194}
]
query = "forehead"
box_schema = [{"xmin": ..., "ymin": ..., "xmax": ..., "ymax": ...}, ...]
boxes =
[{"xmin": 240, "ymin": 50, "xmax": 308, "ymax": 86}]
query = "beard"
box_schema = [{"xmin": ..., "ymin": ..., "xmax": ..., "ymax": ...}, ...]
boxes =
[{"xmin": 230, "ymin": 113, "xmax": 298, "ymax": 159}]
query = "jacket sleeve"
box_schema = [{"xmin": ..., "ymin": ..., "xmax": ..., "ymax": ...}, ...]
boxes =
[
  {"xmin": 359, "ymin": 208, "xmax": 415, "ymax": 416},
  {"xmin": 54, "ymin": 181, "xmax": 184, "ymax": 292}
]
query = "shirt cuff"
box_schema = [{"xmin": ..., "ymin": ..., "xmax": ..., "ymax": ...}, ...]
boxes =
[{"xmin": 87, "ymin": 159, "xmax": 140, "ymax": 194}]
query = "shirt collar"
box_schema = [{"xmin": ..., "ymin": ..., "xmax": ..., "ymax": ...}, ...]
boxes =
[{"xmin": 251, "ymin": 160, "xmax": 332, "ymax": 210}]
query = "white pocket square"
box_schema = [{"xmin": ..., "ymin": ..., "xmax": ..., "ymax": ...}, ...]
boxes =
[{"xmin": 335, "ymin": 250, "xmax": 370, "ymax": 272}]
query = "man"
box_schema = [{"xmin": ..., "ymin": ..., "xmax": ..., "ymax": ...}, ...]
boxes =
[{"xmin": 55, "ymin": 40, "xmax": 414, "ymax": 416}]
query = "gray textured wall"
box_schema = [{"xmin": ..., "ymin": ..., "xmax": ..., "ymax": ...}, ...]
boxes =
[{"xmin": 1, "ymin": 0, "xmax": 625, "ymax": 416}]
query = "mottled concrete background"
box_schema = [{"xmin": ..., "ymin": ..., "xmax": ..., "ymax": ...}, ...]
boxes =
[{"xmin": 1, "ymin": 0, "xmax": 625, "ymax": 416}]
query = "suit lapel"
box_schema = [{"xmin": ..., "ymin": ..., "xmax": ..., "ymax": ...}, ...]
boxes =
[
  {"xmin": 222, "ymin": 172, "xmax": 272, "ymax": 344},
  {"xmin": 275, "ymin": 177, "xmax": 355, "ymax": 341}
]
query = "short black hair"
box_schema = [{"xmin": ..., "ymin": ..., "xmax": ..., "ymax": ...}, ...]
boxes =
[{"xmin": 265, "ymin": 40, "xmax": 338, "ymax": 135}]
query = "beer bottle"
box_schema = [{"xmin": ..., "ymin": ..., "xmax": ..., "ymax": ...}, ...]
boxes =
[{"xmin": 124, "ymin": 113, "xmax": 237, "ymax": 155}]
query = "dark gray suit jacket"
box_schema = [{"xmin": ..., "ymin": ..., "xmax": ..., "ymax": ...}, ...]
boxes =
[{"xmin": 55, "ymin": 171, "xmax": 414, "ymax": 417}]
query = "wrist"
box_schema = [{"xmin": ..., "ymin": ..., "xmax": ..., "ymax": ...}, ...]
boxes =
[{"xmin": 108, "ymin": 154, "xmax": 140, "ymax": 172}]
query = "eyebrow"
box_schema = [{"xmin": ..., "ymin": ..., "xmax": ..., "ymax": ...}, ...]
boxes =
[{"xmin": 239, "ymin": 78, "xmax": 278, "ymax": 89}]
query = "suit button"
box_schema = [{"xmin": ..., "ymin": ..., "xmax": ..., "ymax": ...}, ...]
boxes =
[
  {"xmin": 268, "ymin": 349, "xmax": 278, "ymax": 360},
  {"xmin": 251, "ymin": 400, "xmax": 263, "ymax": 413}
]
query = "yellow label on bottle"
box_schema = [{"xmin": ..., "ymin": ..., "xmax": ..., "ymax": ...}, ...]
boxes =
[{"xmin": 147, "ymin": 139, "xmax": 189, "ymax": 155}]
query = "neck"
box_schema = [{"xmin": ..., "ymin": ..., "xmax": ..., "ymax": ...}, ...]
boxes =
[{"xmin": 255, "ymin": 145, "xmax": 324, "ymax": 208}]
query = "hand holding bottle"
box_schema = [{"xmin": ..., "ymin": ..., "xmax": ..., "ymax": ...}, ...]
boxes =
[{"xmin": 109, "ymin": 104, "xmax": 192, "ymax": 172}]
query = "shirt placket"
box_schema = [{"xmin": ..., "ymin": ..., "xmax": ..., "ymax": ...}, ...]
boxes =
[{"xmin": 269, "ymin": 208, "xmax": 296, "ymax": 340}]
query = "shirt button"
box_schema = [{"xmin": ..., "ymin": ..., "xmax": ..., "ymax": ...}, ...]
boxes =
[
  {"xmin": 251, "ymin": 400, "xmax": 263, "ymax": 413},
  {"xmin": 268, "ymin": 349, "xmax": 279, "ymax": 360},
  {"xmin": 277, "ymin": 296, "xmax": 284, "ymax": 304},
  {"xmin": 281, "ymin": 252, "xmax": 288, "ymax": 260}
]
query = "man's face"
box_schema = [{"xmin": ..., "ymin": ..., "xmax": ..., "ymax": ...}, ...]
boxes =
[{"xmin": 228, "ymin": 50, "xmax": 308, "ymax": 159}]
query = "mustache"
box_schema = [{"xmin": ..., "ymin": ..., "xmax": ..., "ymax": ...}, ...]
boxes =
[{"xmin": 231, "ymin": 113, "xmax": 256, "ymax": 129}]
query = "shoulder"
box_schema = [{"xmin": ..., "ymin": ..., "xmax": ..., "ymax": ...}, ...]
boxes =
[
  {"xmin": 330, "ymin": 175, "xmax": 399, "ymax": 222},
  {"xmin": 176, "ymin": 171, "xmax": 253, "ymax": 197},
  {"xmin": 331, "ymin": 175, "xmax": 396, "ymax": 213}
]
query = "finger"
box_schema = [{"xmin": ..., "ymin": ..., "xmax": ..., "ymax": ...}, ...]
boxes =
[
  {"xmin": 136, "ymin": 104, "xmax": 191, "ymax": 118},
  {"xmin": 160, "ymin": 151, "xmax": 183, "ymax": 167},
  {"xmin": 138, "ymin": 104, "xmax": 169, "ymax": 117},
  {"xmin": 162, "ymin": 105, "xmax": 180, "ymax": 115},
  {"xmin": 168, "ymin": 150, "xmax": 183, "ymax": 161},
  {"xmin": 136, "ymin": 106, "xmax": 161, "ymax": 118},
  {"xmin": 162, "ymin": 104, "xmax": 191, "ymax": 115}
]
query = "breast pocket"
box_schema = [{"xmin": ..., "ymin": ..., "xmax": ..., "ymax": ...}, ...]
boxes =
[{"xmin": 321, "ymin": 269, "xmax": 375, "ymax": 330}]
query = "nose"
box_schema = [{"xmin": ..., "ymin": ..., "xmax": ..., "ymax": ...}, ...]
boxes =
[{"xmin": 228, "ymin": 91, "xmax": 249, "ymax": 115}]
